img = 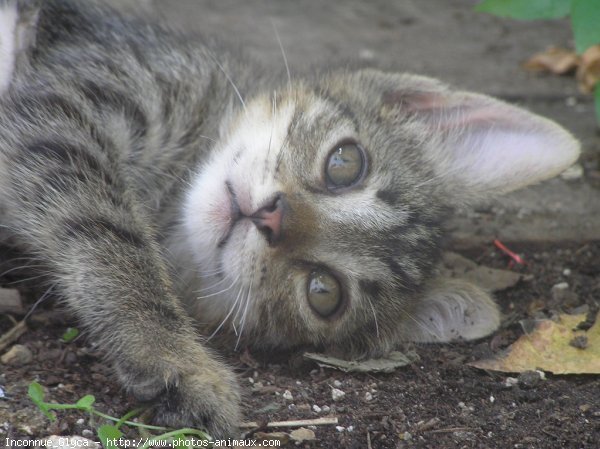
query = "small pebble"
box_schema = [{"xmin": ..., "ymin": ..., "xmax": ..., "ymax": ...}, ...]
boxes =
[
  {"xmin": 563, "ymin": 268, "xmax": 571, "ymax": 276},
  {"xmin": 333, "ymin": 380, "xmax": 342, "ymax": 388},
  {"xmin": 312, "ymin": 404, "xmax": 322, "ymax": 413},
  {"xmin": 248, "ymin": 377, "xmax": 254, "ymax": 384},
  {"xmin": 365, "ymin": 392, "xmax": 373, "ymax": 401},
  {"xmin": 552, "ymin": 282, "xmax": 569, "ymax": 291},
  {"xmin": 81, "ymin": 429, "xmax": 94, "ymax": 438},
  {"xmin": 347, "ymin": 425, "xmax": 354, "ymax": 432},
  {"xmin": 64, "ymin": 351, "xmax": 78, "ymax": 365},
  {"xmin": 518, "ymin": 370, "xmax": 544, "ymax": 389},
  {"xmin": 282, "ymin": 390, "xmax": 293, "ymax": 401},
  {"xmin": 321, "ymin": 405, "xmax": 330, "ymax": 413},
  {"xmin": 1, "ymin": 344, "xmax": 33, "ymax": 366},
  {"xmin": 331, "ymin": 388, "xmax": 345, "ymax": 401},
  {"xmin": 551, "ymin": 282, "xmax": 578, "ymax": 304},
  {"xmin": 489, "ymin": 395, "xmax": 495, "ymax": 403},
  {"xmin": 504, "ymin": 377, "xmax": 519, "ymax": 387},
  {"xmin": 335, "ymin": 426, "xmax": 346, "ymax": 432},
  {"xmin": 75, "ymin": 418, "xmax": 85, "ymax": 426}
]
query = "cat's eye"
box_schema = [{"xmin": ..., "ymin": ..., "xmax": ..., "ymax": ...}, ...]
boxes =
[
  {"xmin": 307, "ymin": 269, "xmax": 342, "ymax": 318},
  {"xmin": 325, "ymin": 141, "xmax": 366, "ymax": 190}
]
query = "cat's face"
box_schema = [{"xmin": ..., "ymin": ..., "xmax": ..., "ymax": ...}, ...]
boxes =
[{"xmin": 183, "ymin": 70, "xmax": 579, "ymax": 355}]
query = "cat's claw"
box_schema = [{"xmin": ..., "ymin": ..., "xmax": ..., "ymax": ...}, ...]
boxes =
[{"xmin": 123, "ymin": 357, "xmax": 241, "ymax": 439}]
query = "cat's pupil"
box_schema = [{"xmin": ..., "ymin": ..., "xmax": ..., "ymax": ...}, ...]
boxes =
[
  {"xmin": 307, "ymin": 270, "xmax": 342, "ymax": 318},
  {"xmin": 325, "ymin": 142, "xmax": 365, "ymax": 189}
]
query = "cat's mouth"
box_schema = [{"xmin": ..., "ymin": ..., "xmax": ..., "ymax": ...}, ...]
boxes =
[{"xmin": 217, "ymin": 181, "xmax": 242, "ymax": 248}]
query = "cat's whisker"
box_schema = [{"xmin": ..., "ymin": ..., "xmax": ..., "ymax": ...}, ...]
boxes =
[
  {"xmin": 196, "ymin": 274, "xmax": 240, "ymax": 299},
  {"xmin": 23, "ymin": 284, "xmax": 56, "ymax": 321},
  {"xmin": 5, "ymin": 272, "xmax": 52, "ymax": 285},
  {"xmin": 207, "ymin": 283, "xmax": 244, "ymax": 342},
  {"xmin": 197, "ymin": 134, "xmax": 218, "ymax": 144},
  {"xmin": 206, "ymin": 52, "xmax": 247, "ymax": 115},
  {"xmin": 263, "ymin": 90, "xmax": 278, "ymax": 183},
  {"xmin": 197, "ymin": 268, "xmax": 226, "ymax": 277},
  {"xmin": 365, "ymin": 296, "xmax": 380, "ymax": 339},
  {"xmin": 195, "ymin": 264, "xmax": 227, "ymax": 276},
  {"xmin": 235, "ymin": 275, "xmax": 253, "ymax": 350},
  {"xmin": 197, "ymin": 274, "xmax": 231, "ymax": 293},
  {"xmin": 0, "ymin": 264, "xmax": 47, "ymax": 278},
  {"xmin": 231, "ymin": 286, "xmax": 246, "ymax": 336},
  {"xmin": 271, "ymin": 20, "xmax": 292, "ymax": 97},
  {"xmin": 274, "ymin": 128, "xmax": 291, "ymax": 173}
]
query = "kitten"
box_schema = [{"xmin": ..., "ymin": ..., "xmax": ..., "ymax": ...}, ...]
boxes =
[{"xmin": 0, "ymin": 0, "xmax": 580, "ymax": 438}]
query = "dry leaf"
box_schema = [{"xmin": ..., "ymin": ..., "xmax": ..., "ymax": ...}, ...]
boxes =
[
  {"xmin": 523, "ymin": 47, "xmax": 579, "ymax": 75},
  {"xmin": 577, "ymin": 44, "xmax": 600, "ymax": 93},
  {"xmin": 470, "ymin": 312, "xmax": 600, "ymax": 374},
  {"xmin": 304, "ymin": 350, "xmax": 418, "ymax": 373},
  {"xmin": 440, "ymin": 252, "xmax": 531, "ymax": 292}
]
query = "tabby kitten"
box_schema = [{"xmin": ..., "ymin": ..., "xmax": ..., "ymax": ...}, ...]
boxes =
[{"xmin": 0, "ymin": 0, "xmax": 580, "ymax": 438}]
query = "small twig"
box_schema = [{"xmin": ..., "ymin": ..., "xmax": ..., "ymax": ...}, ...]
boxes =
[
  {"xmin": 0, "ymin": 320, "xmax": 27, "ymax": 352},
  {"xmin": 240, "ymin": 417, "xmax": 338, "ymax": 429},
  {"xmin": 367, "ymin": 430, "xmax": 372, "ymax": 449}
]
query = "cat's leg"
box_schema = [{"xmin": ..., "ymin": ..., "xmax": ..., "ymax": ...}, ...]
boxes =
[
  {"xmin": 0, "ymin": 115, "xmax": 240, "ymax": 437},
  {"xmin": 399, "ymin": 279, "xmax": 500, "ymax": 342}
]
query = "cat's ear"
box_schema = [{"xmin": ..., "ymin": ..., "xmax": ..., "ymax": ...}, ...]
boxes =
[
  {"xmin": 398, "ymin": 279, "xmax": 500, "ymax": 342},
  {"xmin": 377, "ymin": 72, "xmax": 580, "ymax": 203},
  {"xmin": 0, "ymin": 0, "xmax": 40, "ymax": 94}
]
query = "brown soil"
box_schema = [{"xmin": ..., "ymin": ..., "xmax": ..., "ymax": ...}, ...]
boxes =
[{"xmin": 1, "ymin": 241, "xmax": 599, "ymax": 448}]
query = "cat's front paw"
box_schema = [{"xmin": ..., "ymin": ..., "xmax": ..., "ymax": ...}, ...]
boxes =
[{"xmin": 123, "ymin": 354, "xmax": 241, "ymax": 439}]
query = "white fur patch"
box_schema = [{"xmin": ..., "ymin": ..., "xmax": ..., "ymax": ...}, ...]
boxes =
[
  {"xmin": 181, "ymin": 97, "xmax": 296, "ymax": 308},
  {"xmin": 0, "ymin": 2, "xmax": 18, "ymax": 93},
  {"xmin": 401, "ymin": 280, "xmax": 500, "ymax": 342}
]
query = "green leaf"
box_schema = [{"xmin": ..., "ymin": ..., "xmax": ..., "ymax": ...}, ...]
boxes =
[
  {"xmin": 476, "ymin": 0, "xmax": 571, "ymax": 20},
  {"xmin": 61, "ymin": 327, "xmax": 79, "ymax": 343},
  {"xmin": 75, "ymin": 394, "xmax": 96, "ymax": 411},
  {"xmin": 27, "ymin": 382, "xmax": 55, "ymax": 421},
  {"xmin": 594, "ymin": 83, "xmax": 600, "ymax": 125},
  {"xmin": 571, "ymin": 0, "xmax": 600, "ymax": 53},
  {"xmin": 28, "ymin": 382, "xmax": 45, "ymax": 403},
  {"xmin": 97, "ymin": 424, "xmax": 123, "ymax": 449}
]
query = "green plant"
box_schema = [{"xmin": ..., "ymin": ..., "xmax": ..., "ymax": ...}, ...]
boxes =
[
  {"xmin": 28, "ymin": 382, "xmax": 211, "ymax": 448},
  {"xmin": 477, "ymin": 0, "xmax": 600, "ymax": 123},
  {"xmin": 61, "ymin": 327, "xmax": 80, "ymax": 343}
]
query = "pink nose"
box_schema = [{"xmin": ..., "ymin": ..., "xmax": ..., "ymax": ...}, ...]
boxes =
[{"xmin": 251, "ymin": 194, "xmax": 285, "ymax": 245}]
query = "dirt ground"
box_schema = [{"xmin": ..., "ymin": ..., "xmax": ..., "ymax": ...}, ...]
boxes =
[
  {"xmin": 1, "ymin": 1, "xmax": 600, "ymax": 448},
  {"xmin": 2, "ymin": 242, "xmax": 600, "ymax": 448}
]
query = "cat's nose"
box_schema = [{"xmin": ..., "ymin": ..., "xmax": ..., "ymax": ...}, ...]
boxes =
[{"xmin": 251, "ymin": 193, "xmax": 286, "ymax": 246}]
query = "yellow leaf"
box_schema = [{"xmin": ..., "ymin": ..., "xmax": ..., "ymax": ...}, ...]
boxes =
[{"xmin": 470, "ymin": 312, "xmax": 600, "ymax": 374}]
